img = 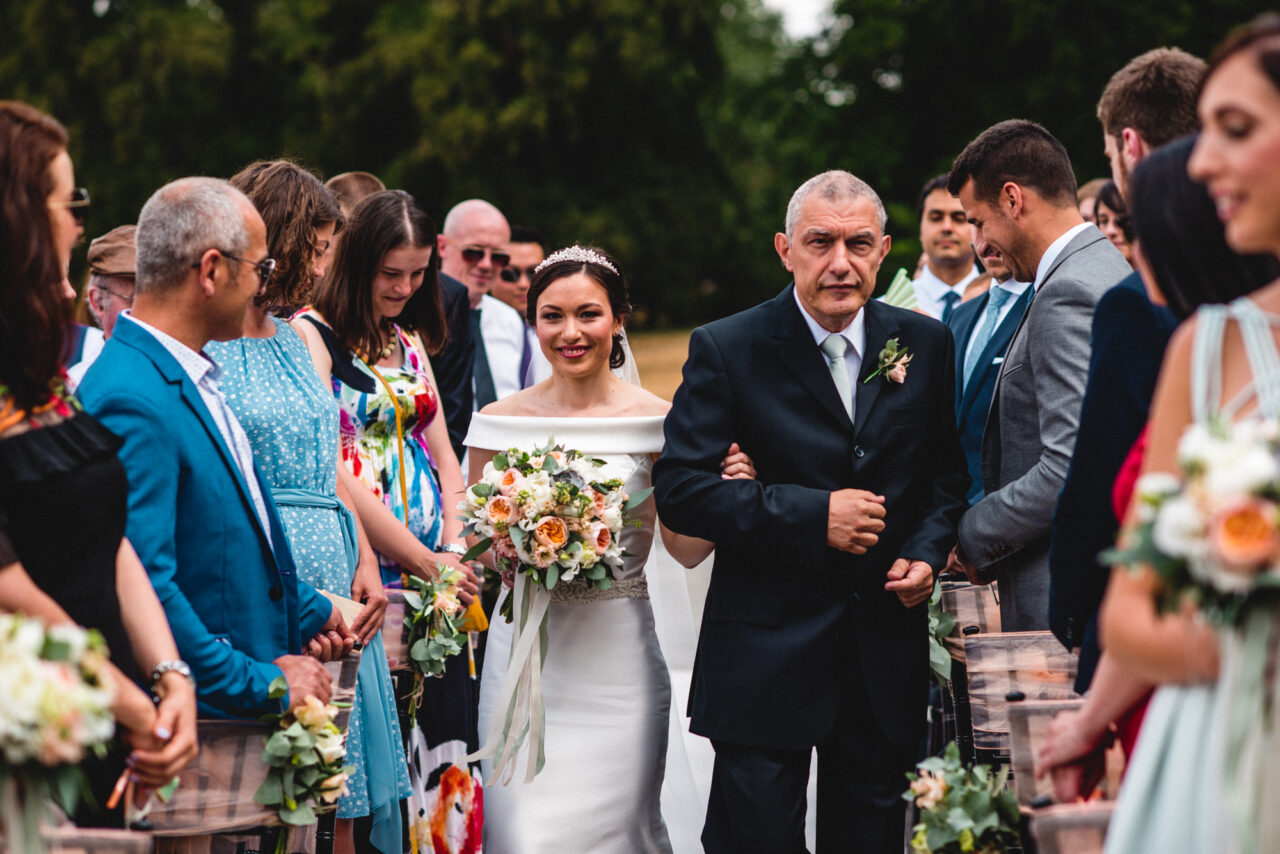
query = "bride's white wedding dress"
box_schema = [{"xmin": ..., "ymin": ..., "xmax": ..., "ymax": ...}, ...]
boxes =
[{"xmin": 467, "ymin": 413, "xmax": 677, "ymax": 853}]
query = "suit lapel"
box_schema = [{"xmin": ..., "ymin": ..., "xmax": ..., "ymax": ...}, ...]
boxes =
[
  {"xmin": 852, "ymin": 300, "xmax": 900, "ymax": 440},
  {"xmin": 116, "ymin": 319, "xmax": 280, "ymax": 567},
  {"xmin": 958, "ymin": 286, "xmax": 1033, "ymax": 420},
  {"xmin": 773, "ymin": 288, "xmax": 853, "ymax": 429}
]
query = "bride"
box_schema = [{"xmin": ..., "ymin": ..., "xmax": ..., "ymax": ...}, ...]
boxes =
[{"xmin": 465, "ymin": 245, "xmax": 750, "ymax": 852}]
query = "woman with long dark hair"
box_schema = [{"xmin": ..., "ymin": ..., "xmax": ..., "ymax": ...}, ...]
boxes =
[
  {"xmin": 297, "ymin": 190, "xmax": 482, "ymax": 851},
  {"xmin": 0, "ymin": 100, "xmax": 196, "ymax": 823}
]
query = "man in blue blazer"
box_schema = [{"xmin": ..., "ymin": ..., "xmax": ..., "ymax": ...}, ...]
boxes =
[
  {"xmin": 81, "ymin": 177, "xmax": 349, "ymax": 718},
  {"xmin": 946, "ymin": 248, "xmax": 1032, "ymax": 504}
]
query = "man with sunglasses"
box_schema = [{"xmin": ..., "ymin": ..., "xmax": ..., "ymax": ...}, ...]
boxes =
[
  {"xmin": 438, "ymin": 199, "xmax": 528, "ymax": 415},
  {"xmin": 80, "ymin": 177, "xmax": 353, "ymax": 719},
  {"xmin": 494, "ymin": 226, "xmax": 551, "ymax": 385}
]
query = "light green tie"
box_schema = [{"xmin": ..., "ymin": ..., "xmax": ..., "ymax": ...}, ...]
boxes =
[{"xmin": 821, "ymin": 333, "xmax": 853, "ymax": 420}]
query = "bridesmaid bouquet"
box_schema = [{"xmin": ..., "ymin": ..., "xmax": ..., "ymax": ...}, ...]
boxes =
[
  {"xmin": 461, "ymin": 437, "xmax": 651, "ymax": 784},
  {"xmin": 1105, "ymin": 418, "xmax": 1280, "ymax": 624},
  {"xmin": 903, "ymin": 742, "xmax": 1021, "ymax": 854},
  {"xmin": 401, "ymin": 567, "xmax": 468, "ymax": 716},
  {"xmin": 254, "ymin": 678, "xmax": 352, "ymax": 835},
  {"xmin": 0, "ymin": 615, "xmax": 115, "ymax": 853},
  {"xmin": 459, "ymin": 437, "xmax": 649, "ymax": 622}
]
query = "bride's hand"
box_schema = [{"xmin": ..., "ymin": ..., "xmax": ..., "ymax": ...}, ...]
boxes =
[{"xmin": 720, "ymin": 443, "xmax": 756, "ymax": 480}]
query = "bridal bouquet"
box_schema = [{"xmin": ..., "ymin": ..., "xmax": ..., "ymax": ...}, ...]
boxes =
[
  {"xmin": 0, "ymin": 615, "xmax": 116, "ymax": 853},
  {"xmin": 459, "ymin": 437, "xmax": 648, "ymax": 620},
  {"xmin": 254, "ymin": 678, "xmax": 352, "ymax": 836},
  {"xmin": 461, "ymin": 437, "xmax": 650, "ymax": 784},
  {"xmin": 903, "ymin": 742, "xmax": 1021, "ymax": 854},
  {"xmin": 1104, "ymin": 418, "xmax": 1280, "ymax": 623}
]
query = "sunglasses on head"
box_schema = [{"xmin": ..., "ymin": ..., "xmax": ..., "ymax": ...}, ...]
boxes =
[
  {"xmin": 499, "ymin": 266, "xmax": 538, "ymax": 283},
  {"xmin": 460, "ymin": 246, "xmax": 510, "ymax": 268},
  {"xmin": 50, "ymin": 187, "xmax": 91, "ymax": 227}
]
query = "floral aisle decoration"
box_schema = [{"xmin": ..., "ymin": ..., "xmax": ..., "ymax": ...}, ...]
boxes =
[
  {"xmin": 903, "ymin": 742, "xmax": 1021, "ymax": 854},
  {"xmin": 0, "ymin": 615, "xmax": 116, "ymax": 854},
  {"xmin": 927, "ymin": 581, "xmax": 956, "ymax": 685},
  {"xmin": 459, "ymin": 437, "xmax": 649, "ymax": 783},
  {"xmin": 253, "ymin": 679, "xmax": 352, "ymax": 852},
  {"xmin": 1103, "ymin": 417, "xmax": 1280, "ymax": 850},
  {"xmin": 401, "ymin": 566, "xmax": 468, "ymax": 717}
]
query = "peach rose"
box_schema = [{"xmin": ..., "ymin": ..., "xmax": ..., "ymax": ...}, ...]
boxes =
[
  {"xmin": 433, "ymin": 591, "xmax": 461, "ymax": 617},
  {"xmin": 492, "ymin": 533, "xmax": 519, "ymax": 559},
  {"xmin": 498, "ymin": 468, "xmax": 523, "ymax": 496},
  {"xmin": 486, "ymin": 495, "xmax": 515, "ymax": 526},
  {"xmin": 533, "ymin": 516, "xmax": 570, "ymax": 549},
  {"xmin": 1210, "ymin": 499, "xmax": 1280, "ymax": 573}
]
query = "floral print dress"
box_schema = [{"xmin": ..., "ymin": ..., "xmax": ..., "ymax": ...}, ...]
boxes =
[{"xmin": 297, "ymin": 309, "xmax": 483, "ymax": 854}]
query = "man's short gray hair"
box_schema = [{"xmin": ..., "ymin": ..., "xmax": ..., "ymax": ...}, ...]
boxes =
[
  {"xmin": 136, "ymin": 177, "xmax": 251, "ymax": 294},
  {"xmin": 784, "ymin": 170, "xmax": 887, "ymax": 238}
]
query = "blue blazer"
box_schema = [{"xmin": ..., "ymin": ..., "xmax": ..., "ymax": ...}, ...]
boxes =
[
  {"xmin": 947, "ymin": 286, "xmax": 1034, "ymax": 504},
  {"xmin": 79, "ymin": 317, "xmax": 332, "ymax": 718}
]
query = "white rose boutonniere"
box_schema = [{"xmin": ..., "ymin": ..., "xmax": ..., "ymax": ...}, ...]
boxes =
[{"xmin": 864, "ymin": 337, "xmax": 912, "ymax": 384}]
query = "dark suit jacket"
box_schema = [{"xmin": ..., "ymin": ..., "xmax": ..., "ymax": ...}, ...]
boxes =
[
  {"xmin": 654, "ymin": 287, "xmax": 970, "ymax": 750},
  {"xmin": 947, "ymin": 286, "xmax": 1034, "ymax": 504},
  {"xmin": 1048, "ymin": 273, "xmax": 1177, "ymax": 690},
  {"xmin": 433, "ymin": 272, "xmax": 474, "ymax": 459},
  {"xmin": 79, "ymin": 318, "xmax": 332, "ymax": 718}
]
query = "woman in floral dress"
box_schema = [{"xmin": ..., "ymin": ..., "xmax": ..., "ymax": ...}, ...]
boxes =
[{"xmin": 298, "ymin": 189, "xmax": 482, "ymax": 854}]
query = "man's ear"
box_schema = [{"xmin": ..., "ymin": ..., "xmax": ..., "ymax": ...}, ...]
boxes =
[
  {"xmin": 194, "ymin": 249, "xmax": 220, "ymax": 297},
  {"xmin": 436, "ymin": 233, "xmax": 449, "ymax": 258},
  {"xmin": 774, "ymin": 232, "xmax": 792, "ymax": 271},
  {"xmin": 878, "ymin": 233, "xmax": 892, "ymax": 264},
  {"xmin": 1001, "ymin": 182, "xmax": 1025, "ymax": 218},
  {"xmin": 1121, "ymin": 127, "xmax": 1147, "ymax": 167}
]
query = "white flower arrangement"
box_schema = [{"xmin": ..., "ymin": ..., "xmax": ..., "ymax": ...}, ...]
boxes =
[{"xmin": 254, "ymin": 679, "xmax": 353, "ymax": 831}]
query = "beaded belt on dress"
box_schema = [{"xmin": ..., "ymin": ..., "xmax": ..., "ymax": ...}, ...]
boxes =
[{"xmin": 550, "ymin": 575, "xmax": 648, "ymax": 603}]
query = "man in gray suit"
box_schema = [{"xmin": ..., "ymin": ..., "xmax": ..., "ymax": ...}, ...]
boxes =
[{"xmin": 945, "ymin": 120, "xmax": 1131, "ymax": 631}]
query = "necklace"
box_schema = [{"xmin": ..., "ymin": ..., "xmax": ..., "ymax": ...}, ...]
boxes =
[{"xmin": 370, "ymin": 325, "xmax": 398, "ymax": 361}]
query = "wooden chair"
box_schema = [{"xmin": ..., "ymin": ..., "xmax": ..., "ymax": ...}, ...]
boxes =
[{"xmin": 148, "ymin": 647, "xmax": 362, "ymax": 854}]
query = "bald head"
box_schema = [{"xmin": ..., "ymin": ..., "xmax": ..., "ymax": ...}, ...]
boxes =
[{"xmin": 439, "ymin": 199, "xmax": 511, "ymax": 305}]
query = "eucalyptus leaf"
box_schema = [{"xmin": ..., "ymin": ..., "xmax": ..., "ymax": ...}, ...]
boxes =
[
  {"xmin": 472, "ymin": 482, "xmax": 494, "ymax": 499},
  {"xmin": 462, "ymin": 537, "xmax": 493, "ymax": 562},
  {"xmin": 281, "ymin": 803, "xmax": 317, "ymax": 826},
  {"xmin": 546, "ymin": 563, "xmax": 560, "ymax": 589},
  {"xmin": 623, "ymin": 486, "xmax": 655, "ymax": 510}
]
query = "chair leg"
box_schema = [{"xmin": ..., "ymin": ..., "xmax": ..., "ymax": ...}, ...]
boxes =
[{"xmin": 315, "ymin": 812, "xmax": 337, "ymax": 854}]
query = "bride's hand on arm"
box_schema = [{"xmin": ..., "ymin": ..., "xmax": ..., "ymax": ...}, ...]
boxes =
[{"xmin": 660, "ymin": 443, "xmax": 757, "ymax": 567}]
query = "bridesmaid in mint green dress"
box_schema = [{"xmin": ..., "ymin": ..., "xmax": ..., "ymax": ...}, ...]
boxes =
[{"xmin": 208, "ymin": 161, "xmax": 410, "ymax": 854}]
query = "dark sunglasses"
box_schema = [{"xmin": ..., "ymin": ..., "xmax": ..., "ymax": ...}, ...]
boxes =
[
  {"xmin": 50, "ymin": 187, "xmax": 91, "ymax": 227},
  {"xmin": 499, "ymin": 266, "xmax": 538, "ymax": 284},
  {"xmin": 191, "ymin": 251, "xmax": 277, "ymax": 288},
  {"xmin": 460, "ymin": 246, "xmax": 510, "ymax": 267}
]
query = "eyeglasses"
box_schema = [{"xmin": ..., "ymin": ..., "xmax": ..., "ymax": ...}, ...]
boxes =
[
  {"xmin": 499, "ymin": 266, "xmax": 538, "ymax": 284},
  {"xmin": 94, "ymin": 284, "xmax": 134, "ymax": 305},
  {"xmin": 191, "ymin": 251, "xmax": 277, "ymax": 288},
  {"xmin": 460, "ymin": 246, "xmax": 510, "ymax": 268},
  {"xmin": 49, "ymin": 187, "xmax": 91, "ymax": 227}
]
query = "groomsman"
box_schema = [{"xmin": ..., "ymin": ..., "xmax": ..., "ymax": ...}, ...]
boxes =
[
  {"xmin": 910, "ymin": 174, "xmax": 983, "ymax": 320},
  {"xmin": 947, "ymin": 120, "xmax": 1131, "ymax": 632},
  {"xmin": 656, "ymin": 170, "xmax": 969, "ymax": 853},
  {"xmin": 946, "ymin": 246, "xmax": 1031, "ymax": 504}
]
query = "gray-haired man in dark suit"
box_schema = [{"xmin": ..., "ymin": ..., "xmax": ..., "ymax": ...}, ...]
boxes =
[{"xmin": 946, "ymin": 119, "xmax": 1132, "ymax": 631}]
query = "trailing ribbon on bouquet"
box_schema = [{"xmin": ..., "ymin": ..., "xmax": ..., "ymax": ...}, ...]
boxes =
[{"xmin": 467, "ymin": 573, "xmax": 551, "ymax": 784}]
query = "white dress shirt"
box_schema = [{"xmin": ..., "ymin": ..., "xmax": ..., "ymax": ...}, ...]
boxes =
[
  {"xmin": 1033, "ymin": 222, "xmax": 1094, "ymax": 291},
  {"xmin": 794, "ymin": 288, "xmax": 865, "ymax": 421},
  {"xmin": 961, "ymin": 279, "xmax": 1032, "ymax": 368},
  {"xmin": 910, "ymin": 264, "xmax": 981, "ymax": 320},
  {"xmin": 121, "ymin": 313, "xmax": 273, "ymax": 546},
  {"xmin": 476, "ymin": 294, "xmax": 528, "ymax": 406}
]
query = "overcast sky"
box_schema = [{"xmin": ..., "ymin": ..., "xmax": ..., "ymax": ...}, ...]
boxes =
[{"xmin": 762, "ymin": 0, "xmax": 829, "ymax": 38}]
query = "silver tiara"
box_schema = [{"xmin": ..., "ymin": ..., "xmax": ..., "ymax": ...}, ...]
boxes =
[{"xmin": 534, "ymin": 245, "xmax": 618, "ymax": 275}]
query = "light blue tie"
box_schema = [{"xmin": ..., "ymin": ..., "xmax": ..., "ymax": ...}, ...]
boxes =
[
  {"xmin": 963, "ymin": 287, "xmax": 1012, "ymax": 388},
  {"xmin": 821, "ymin": 333, "xmax": 853, "ymax": 420}
]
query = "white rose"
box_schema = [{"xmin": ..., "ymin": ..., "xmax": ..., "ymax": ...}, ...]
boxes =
[
  {"xmin": 1203, "ymin": 443, "xmax": 1278, "ymax": 499},
  {"xmin": 601, "ymin": 506, "xmax": 622, "ymax": 530},
  {"xmin": 1152, "ymin": 494, "xmax": 1207, "ymax": 560}
]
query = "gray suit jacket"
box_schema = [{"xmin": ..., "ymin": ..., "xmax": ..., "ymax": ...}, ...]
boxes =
[{"xmin": 957, "ymin": 226, "xmax": 1131, "ymax": 631}]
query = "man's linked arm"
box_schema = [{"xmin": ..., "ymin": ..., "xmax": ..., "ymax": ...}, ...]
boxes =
[{"xmin": 653, "ymin": 326, "xmax": 828, "ymax": 567}]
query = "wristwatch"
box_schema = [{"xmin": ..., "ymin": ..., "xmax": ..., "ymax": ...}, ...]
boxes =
[
  {"xmin": 440, "ymin": 543, "xmax": 467, "ymax": 556},
  {"xmin": 150, "ymin": 659, "xmax": 194, "ymax": 699}
]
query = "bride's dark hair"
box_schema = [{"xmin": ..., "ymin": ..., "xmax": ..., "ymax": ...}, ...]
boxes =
[{"xmin": 527, "ymin": 246, "xmax": 631, "ymax": 369}]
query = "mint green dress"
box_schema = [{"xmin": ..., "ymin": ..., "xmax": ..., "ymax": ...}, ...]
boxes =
[{"xmin": 208, "ymin": 319, "xmax": 411, "ymax": 854}]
